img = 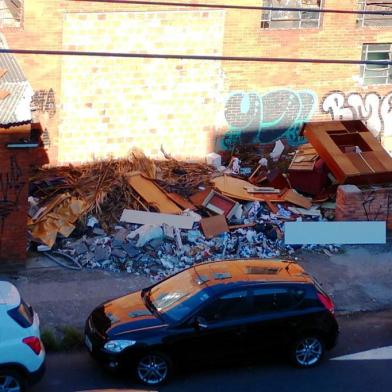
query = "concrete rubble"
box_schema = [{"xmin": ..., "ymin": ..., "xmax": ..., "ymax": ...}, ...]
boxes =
[{"xmin": 46, "ymin": 201, "xmax": 341, "ymax": 281}]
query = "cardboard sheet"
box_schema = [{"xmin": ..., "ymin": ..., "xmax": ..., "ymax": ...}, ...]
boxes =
[
  {"xmin": 120, "ymin": 209, "xmax": 196, "ymax": 229},
  {"xmin": 29, "ymin": 197, "xmax": 87, "ymax": 247},
  {"xmin": 127, "ymin": 172, "xmax": 182, "ymax": 214},
  {"xmin": 284, "ymin": 221, "xmax": 386, "ymax": 245},
  {"xmin": 200, "ymin": 215, "xmax": 229, "ymax": 239}
]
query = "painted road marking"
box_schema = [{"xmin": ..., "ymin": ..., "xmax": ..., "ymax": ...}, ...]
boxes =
[{"xmin": 331, "ymin": 345, "xmax": 392, "ymax": 361}]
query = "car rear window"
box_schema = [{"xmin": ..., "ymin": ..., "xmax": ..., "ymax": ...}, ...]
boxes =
[
  {"xmin": 311, "ymin": 276, "xmax": 329, "ymax": 296},
  {"xmin": 7, "ymin": 299, "xmax": 34, "ymax": 328}
]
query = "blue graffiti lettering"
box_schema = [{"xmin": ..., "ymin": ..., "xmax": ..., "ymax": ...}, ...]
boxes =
[{"xmin": 219, "ymin": 89, "xmax": 318, "ymax": 150}]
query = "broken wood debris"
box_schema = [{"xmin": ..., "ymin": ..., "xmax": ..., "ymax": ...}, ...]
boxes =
[{"xmin": 127, "ymin": 172, "xmax": 182, "ymax": 214}]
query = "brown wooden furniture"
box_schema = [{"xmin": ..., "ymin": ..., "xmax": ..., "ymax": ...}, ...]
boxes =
[{"xmin": 304, "ymin": 120, "xmax": 392, "ymax": 185}]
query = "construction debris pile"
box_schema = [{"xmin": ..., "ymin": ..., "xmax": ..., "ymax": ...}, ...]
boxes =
[
  {"xmin": 27, "ymin": 121, "xmax": 392, "ymax": 276},
  {"xmin": 27, "ymin": 141, "xmax": 341, "ymax": 277}
]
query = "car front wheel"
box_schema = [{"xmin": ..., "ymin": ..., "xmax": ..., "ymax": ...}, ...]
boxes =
[
  {"xmin": 0, "ymin": 370, "xmax": 25, "ymax": 392},
  {"xmin": 135, "ymin": 352, "xmax": 172, "ymax": 386},
  {"xmin": 291, "ymin": 336, "xmax": 324, "ymax": 368}
]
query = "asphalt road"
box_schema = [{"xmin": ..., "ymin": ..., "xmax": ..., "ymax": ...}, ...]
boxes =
[{"xmin": 31, "ymin": 309, "xmax": 392, "ymax": 392}]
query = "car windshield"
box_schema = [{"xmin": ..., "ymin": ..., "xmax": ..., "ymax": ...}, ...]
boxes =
[{"xmin": 146, "ymin": 268, "xmax": 210, "ymax": 322}]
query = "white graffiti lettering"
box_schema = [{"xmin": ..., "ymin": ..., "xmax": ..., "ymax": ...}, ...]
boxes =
[{"xmin": 322, "ymin": 91, "xmax": 392, "ymax": 137}]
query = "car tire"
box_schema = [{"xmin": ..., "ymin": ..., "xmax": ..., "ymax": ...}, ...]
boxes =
[
  {"xmin": 135, "ymin": 351, "xmax": 172, "ymax": 386},
  {"xmin": 0, "ymin": 369, "xmax": 26, "ymax": 392},
  {"xmin": 290, "ymin": 335, "xmax": 325, "ymax": 368}
]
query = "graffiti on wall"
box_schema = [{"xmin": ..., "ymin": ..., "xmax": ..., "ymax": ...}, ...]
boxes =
[
  {"xmin": 31, "ymin": 88, "xmax": 56, "ymax": 118},
  {"xmin": 220, "ymin": 89, "xmax": 318, "ymax": 149},
  {"xmin": 0, "ymin": 156, "xmax": 24, "ymax": 253},
  {"xmin": 322, "ymin": 91, "xmax": 392, "ymax": 137}
]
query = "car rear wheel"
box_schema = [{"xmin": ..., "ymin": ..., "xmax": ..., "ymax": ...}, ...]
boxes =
[
  {"xmin": 135, "ymin": 352, "xmax": 172, "ymax": 386},
  {"xmin": 291, "ymin": 336, "xmax": 324, "ymax": 368},
  {"xmin": 0, "ymin": 370, "xmax": 25, "ymax": 392}
]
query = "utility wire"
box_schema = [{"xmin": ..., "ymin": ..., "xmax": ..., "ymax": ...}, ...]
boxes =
[
  {"xmin": 72, "ymin": 0, "xmax": 392, "ymax": 16},
  {"xmin": 1, "ymin": 48, "xmax": 392, "ymax": 66}
]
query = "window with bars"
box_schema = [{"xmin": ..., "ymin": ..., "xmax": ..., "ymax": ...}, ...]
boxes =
[
  {"xmin": 361, "ymin": 43, "xmax": 392, "ymax": 85},
  {"xmin": 261, "ymin": 0, "xmax": 322, "ymax": 29},
  {"xmin": 357, "ymin": 1, "xmax": 392, "ymax": 27},
  {"xmin": 0, "ymin": 0, "xmax": 22, "ymax": 28}
]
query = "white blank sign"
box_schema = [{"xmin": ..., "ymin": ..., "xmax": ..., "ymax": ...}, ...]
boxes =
[{"xmin": 284, "ymin": 221, "xmax": 386, "ymax": 245}]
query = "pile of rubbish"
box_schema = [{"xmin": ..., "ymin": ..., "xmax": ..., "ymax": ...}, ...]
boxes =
[{"xmin": 27, "ymin": 143, "xmax": 341, "ymax": 277}]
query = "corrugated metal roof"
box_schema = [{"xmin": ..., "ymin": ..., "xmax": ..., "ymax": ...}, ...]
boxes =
[
  {"xmin": 0, "ymin": 82, "xmax": 33, "ymax": 124},
  {"xmin": 0, "ymin": 33, "xmax": 32, "ymax": 125}
]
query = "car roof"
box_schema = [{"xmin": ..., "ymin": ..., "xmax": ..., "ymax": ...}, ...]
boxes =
[
  {"xmin": 0, "ymin": 281, "xmax": 21, "ymax": 309},
  {"xmin": 193, "ymin": 259, "xmax": 312, "ymax": 288}
]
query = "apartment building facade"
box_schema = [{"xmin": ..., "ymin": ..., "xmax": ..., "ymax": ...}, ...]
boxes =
[{"xmin": 1, "ymin": 0, "xmax": 392, "ymax": 163}]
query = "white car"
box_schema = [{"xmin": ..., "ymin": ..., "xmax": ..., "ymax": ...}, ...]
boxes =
[{"xmin": 0, "ymin": 281, "xmax": 45, "ymax": 391}]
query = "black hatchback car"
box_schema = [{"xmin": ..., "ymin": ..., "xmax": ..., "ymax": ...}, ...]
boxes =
[{"xmin": 85, "ymin": 259, "xmax": 338, "ymax": 386}]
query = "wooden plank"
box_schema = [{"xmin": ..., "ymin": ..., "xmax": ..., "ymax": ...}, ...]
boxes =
[
  {"xmin": 265, "ymin": 200, "xmax": 278, "ymax": 214},
  {"xmin": 360, "ymin": 152, "xmax": 387, "ymax": 173},
  {"xmin": 282, "ymin": 189, "xmax": 312, "ymax": 209},
  {"xmin": 166, "ymin": 192, "xmax": 196, "ymax": 211},
  {"xmin": 284, "ymin": 221, "xmax": 386, "ymax": 245},
  {"xmin": 229, "ymin": 223, "xmax": 256, "ymax": 230},
  {"xmin": 213, "ymin": 176, "xmax": 284, "ymax": 202},
  {"xmin": 345, "ymin": 153, "xmax": 374, "ymax": 175},
  {"xmin": 120, "ymin": 210, "xmax": 196, "ymax": 229},
  {"xmin": 127, "ymin": 172, "xmax": 182, "ymax": 214},
  {"xmin": 189, "ymin": 188, "xmax": 213, "ymax": 207},
  {"xmin": 361, "ymin": 135, "xmax": 392, "ymax": 171}
]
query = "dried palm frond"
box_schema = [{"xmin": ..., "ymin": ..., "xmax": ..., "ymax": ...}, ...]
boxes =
[{"xmin": 31, "ymin": 152, "xmax": 214, "ymax": 227}]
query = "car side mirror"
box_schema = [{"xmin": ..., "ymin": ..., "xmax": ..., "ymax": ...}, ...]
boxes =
[{"xmin": 194, "ymin": 316, "xmax": 208, "ymax": 330}]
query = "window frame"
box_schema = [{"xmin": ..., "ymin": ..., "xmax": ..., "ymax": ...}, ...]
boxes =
[
  {"xmin": 196, "ymin": 288, "xmax": 252, "ymax": 324},
  {"xmin": 0, "ymin": 0, "xmax": 23, "ymax": 29},
  {"xmin": 250, "ymin": 285, "xmax": 306, "ymax": 314},
  {"xmin": 361, "ymin": 43, "xmax": 392, "ymax": 86},
  {"xmin": 357, "ymin": 0, "xmax": 392, "ymax": 28},
  {"xmin": 260, "ymin": 0, "xmax": 324, "ymax": 30}
]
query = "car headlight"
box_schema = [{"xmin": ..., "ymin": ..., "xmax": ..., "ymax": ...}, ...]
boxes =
[{"xmin": 104, "ymin": 339, "xmax": 136, "ymax": 353}]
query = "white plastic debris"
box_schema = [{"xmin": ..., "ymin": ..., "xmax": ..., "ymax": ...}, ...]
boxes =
[
  {"xmin": 269, "ymin": 140, "xmax": 285, "ymax": 162},
  {"xmin": 206, "ymin": 152, "xmax": 222, "ymax": 169},
  {"xmin": 259, "ymin": 157, "xmax": 268, "ymax": 167},
  {"xmin": 246, "ymin": 201, "xmax": 261, "ymax": 219},
  {"xmin": 128, "ymin": 225, "xmax": 164, "ymax": 248},
  {"xmin": 181, "ymin": 210, "xmax": 202, "ymax": 222},
  {"xmin": 37, "ymin": 245, "xmax": 51, "ymax": 252},
  {"xmin": 87, "ymin": 216, "xmax": 99, "ymax": 228},
  {"xmin": 232, "ymin": 157, "xmax": 241, "ymax": 174}
]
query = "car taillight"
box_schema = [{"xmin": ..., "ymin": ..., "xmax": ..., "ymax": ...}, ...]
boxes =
[
  {"xmin": 23, "ymin": 336, "xmax": 42, "ymax": 355},
  {"xmin": 317, "ymin": 292, "xmax": 335, "ymax": 314}
]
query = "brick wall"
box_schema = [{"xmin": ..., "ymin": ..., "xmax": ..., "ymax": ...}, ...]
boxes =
[
  {"xmin": 0, "ymin": 128, "xmax": 33, "ymax": 261},
  {"xmin": 59, "ymin": 9, "xmax": 225, "ymax": 162},
  {"xmin": 335, "ymin": 184, "xmax": 392, "ymax": 229},
  {"xmin": 1, "ymin": 0, "xmax": 392, "ymax": 163}
]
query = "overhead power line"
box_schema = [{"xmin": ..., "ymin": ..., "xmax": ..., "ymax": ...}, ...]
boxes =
[
  {"xmin": 1, "ymin": 48, "xmax": 392, "ymax": 66},
  {"xmin": 72, "ymin": 0, "xmax": 392, "ymax": 16}
]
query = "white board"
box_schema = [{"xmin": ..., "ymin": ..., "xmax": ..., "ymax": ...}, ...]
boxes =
[
  {"xmin": 284, "ymin": 221, "xmax": 386, "ymax": 245},
  {"xmin": 120, "ymin": 209, "xmax": 196, "ymax": 229}
]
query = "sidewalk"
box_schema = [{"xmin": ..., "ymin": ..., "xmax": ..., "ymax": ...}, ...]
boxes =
[{"xmin": 2, "ymin": 243, "xmax": 392, "ymax": 331}]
